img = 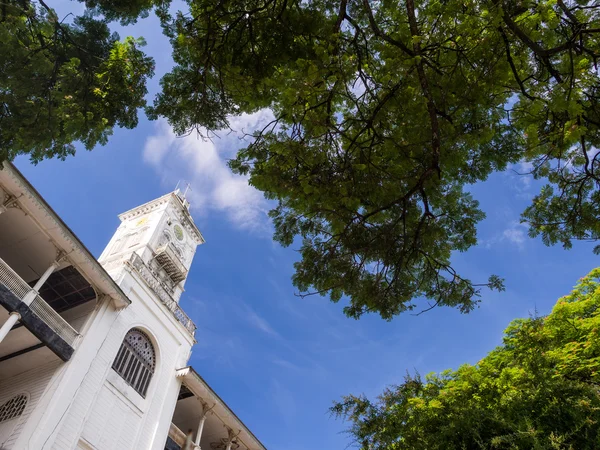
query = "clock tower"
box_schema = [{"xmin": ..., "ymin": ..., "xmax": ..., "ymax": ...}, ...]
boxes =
[{"xmin": 99, "ymin": 189, "xmax": 205, "ymax": 303}]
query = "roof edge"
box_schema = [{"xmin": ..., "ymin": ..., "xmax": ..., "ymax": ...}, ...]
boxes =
[
  {"xmin": 176, "ymin": 366, "xmax": 267, "ymax": 450},
  {"xmin": 0, "ymin": 160, "xmax": 131, "ymax": 308}
]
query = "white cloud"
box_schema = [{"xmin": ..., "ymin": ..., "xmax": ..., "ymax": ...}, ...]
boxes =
[
  {"xmin": 143, "ymin": 114, "xmax": 274, "ymax": 233},
  {"xmin": 507, "ymin": 161, "xmax": 534, "ymax": 198},
  {"xmin": 484, "ymin": 221, "xmax": 528, "ymax": 249},
  {"xmin": 240, "ymin": 303, "xmax": 280, "ymax": 337},
  {"xmin": 271, "ymin": 358, "xmax": 301, "ymax": 371},
  {"xmin": 228, "ymin": 110, "xmax": 276, "ymax": 137},
  {"xmin": 502, "ymin": 223, "xmax": 527, "ymax": 247},
  {"xmin": 270, "ymin": 378, "xmax": 296, "ymax": 424}
]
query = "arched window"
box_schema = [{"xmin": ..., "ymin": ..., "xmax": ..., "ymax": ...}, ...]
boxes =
[
  {"xmin": 0, "ymin": 394, "xmax": 27, "ymax": 423},
  {"xmin": 0, "ymin": 393, "xmax": 27, "ymax": 445},
  {"xmin": 159, "ymin": 231, "xmax": 171, "ymax": 248},
  {"xmin": 112, "ymin": 329, "xmax": 156, "ymax": 397}
]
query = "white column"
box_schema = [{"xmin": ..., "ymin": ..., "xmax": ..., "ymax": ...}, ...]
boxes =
[
  {"xmin": 22, "ymin": 260, "xmax": 60, "ymax": 305},
  {"xmin": 33, "ymin": 260, "xmax": 60, "ymax": 291},
  {"xmin": 194, "ymin": 414, "xmax": 207, "ymax": 447},
  {"xmin": 0, "ymin": 312, "xmax": 20, "ymax": 343}
]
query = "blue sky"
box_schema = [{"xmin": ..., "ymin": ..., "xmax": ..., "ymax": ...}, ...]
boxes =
[{"xmin": 14, "ymin": 4, "xmax": 600, "ymax": 449}]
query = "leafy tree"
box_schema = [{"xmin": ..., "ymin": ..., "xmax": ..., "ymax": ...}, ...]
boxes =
[
  {"xmin": 151, "ymin": 0, "xmax": 600, "ymax": 319},
  {"xmin": 0, "ymin": 0, "xmax": 154, "ymax": 163},
  {"xmin": 82, "ymin": 0, "xmax": 164, "ymax": 25},
  {"xmin": 3, "ymin": 0, "xmax": 599, "ymax": 320},
  {"xmin": 332, "ymin": 268, "xmax": 600, "ymax": 449}
]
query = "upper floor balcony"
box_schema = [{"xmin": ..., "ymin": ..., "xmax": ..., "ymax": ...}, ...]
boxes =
[
  {"xmin": 127, "ymin": 253, "xmax": 196, "ymax": 336},
  {"xmin": 0, "ymin": 161, "xmax": 129, "ymax": 382},
  {"xmin": 0, "ymin": 257, "xmax": 80, "ymax": 356},
  {"xmin": 164, "ymin": 367, "xmax": 267, "ymax": 450},
  {"xmin": 154, "ymin": 242, "xmax": 188, "ymax": 284}
]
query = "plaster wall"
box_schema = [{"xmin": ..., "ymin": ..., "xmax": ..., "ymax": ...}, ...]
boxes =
[
  {"xmin": 11, "ymin": 267, "xmax": 193, "ymax": 450},
  {"xmin": 0, "ymin": 360, "xmax": 62, "ymax": 449}
]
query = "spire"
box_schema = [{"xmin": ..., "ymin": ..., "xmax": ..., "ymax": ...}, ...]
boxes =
[
  {"xmin": 183, "ymin": 182, "xmax": 192, "ymax": 199},
  {"xmin": 174, "ymin": 180, "xmax": 192, "ymax": 210}
]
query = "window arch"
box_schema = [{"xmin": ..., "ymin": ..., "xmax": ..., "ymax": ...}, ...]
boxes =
[
  {"xmin": 0, "ymin": 394, "xmax": 27, "ymax": 423},
  {"xmin": 0, "ymin": 394, "xmax": 28, "ymax": 447},
  {"xmin": 112, "ymin": 329, "xmax": 156, "ymax": 397},
  {"xmin": 160, "ymin": 231, "xmax": 171, "ymax": 246}
]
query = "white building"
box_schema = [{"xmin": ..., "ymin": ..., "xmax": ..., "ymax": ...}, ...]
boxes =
[{"xmin": 0, "ymin": 161, "xmax": 266, "ymax": 450}]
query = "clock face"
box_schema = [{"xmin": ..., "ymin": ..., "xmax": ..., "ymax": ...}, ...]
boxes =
[
  {"xmin": 135, "ymin": 217, "xmax": 148, "ymax": 228},
  {"xmin": 174, "ymin": 224, "xmax": 184, "ymax": 241}
]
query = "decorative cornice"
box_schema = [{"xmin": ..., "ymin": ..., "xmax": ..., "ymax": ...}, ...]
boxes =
[
  {"xmin": 118, "ymin": 195, "xmax": 171, "ymax": 221},
  {"xmin": 175, "ymin": 207, "xmax": 205, "ymax": 245},
  {"xmin": 1, "ymin": 194, "xmax": 19, "ymax": 212},
  {"xmin": 118, "ymin": 192, "xmax": 205, "ymax": 245}
]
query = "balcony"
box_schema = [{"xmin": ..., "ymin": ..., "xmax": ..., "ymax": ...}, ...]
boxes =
[
  {"xmin": 0, "ymin": 257, "xmax": 80, "ymax": 359},
  {"xmin": 166, "ymin": 367, "xmax": 267, "ymax": 450},
  {"xmin": 165, "ymin": 422, "xmax": 189, "ymax": 450},
  {"xmin": 154, "ymin": 243, "xmax": 187, "ymax": 284},
  {"xmin": 127, "ymin": 253, "xmax": 196, "ymax": 336}
]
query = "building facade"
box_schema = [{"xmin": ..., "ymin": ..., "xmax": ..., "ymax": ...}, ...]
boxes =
[{"xmin": 0, "ymin": 162, "xmax": 265, "ymax": 450}]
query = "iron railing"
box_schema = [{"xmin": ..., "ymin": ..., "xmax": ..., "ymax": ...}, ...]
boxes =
[
  {"xmin": 154, "ymin": 242, "xmax": 188, "ymax": 284},
  {"xmin": 0, "ymin": 257, "xmax": 80, "ymax": 347},
  {"xmin": 0, "ymin": 258, "xmax": 31, "ymax": 299},
  {"xmin": 127, "ymin": 253, "xmax": 196, "ymax": 336},
  {"xmin": 30, "ymin": 294, "xmax": 80, "ymax": 346}
]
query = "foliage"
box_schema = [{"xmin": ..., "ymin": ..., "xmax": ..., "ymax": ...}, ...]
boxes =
[
  {"xmin": 151, "ymin": 0, "xmax": 600, "ymax": 319},
  {"xmin": 0, "ymin": 0, "xmax": 154, "ymax": 163},
  {"xmin": 332, "ymin": 267, "xmax": 600, "ymax": 449},
  {"xmin": 81, "ymin": 0, "xmax": 163, "ymax": 25},
  {"xmin": 3, "ymin": 0, "xmax": 600, "ymax": 320}
]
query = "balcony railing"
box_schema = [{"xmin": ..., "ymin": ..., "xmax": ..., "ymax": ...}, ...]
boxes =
[
  {"xmin": 0, "ymin": 257, "xmax": 80, "ymax": 347},
  {"xmin": 154, "ymin": 243, "xmax": 188, "ymax": 284},
  {"xmin": 30, "ymin": 294, "xmax": 79, "ymax": 345},
  {"xmin": 166, "ymin": 423, "xmax": 199, "ymax": 450},
  {"xmin": 168, "ymin": 422, "xmax": 187, "ymax": 447},
  {"xmin": 127, "ymin": 253, "xmax": 196, "ymax": 336}
]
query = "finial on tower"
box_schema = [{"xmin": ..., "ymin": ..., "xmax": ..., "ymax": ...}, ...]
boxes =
[{"xmin": 183, "ymin": 182, "xmax": 192, "ymax": 200}]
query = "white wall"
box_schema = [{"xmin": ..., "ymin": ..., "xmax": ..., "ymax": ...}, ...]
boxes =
[
  {"xmin": 61, "ymin": 301, "xmax": 97, "ymax": 332},
  {"xmin": 12, "ymin": 267, "xmax": 194, "ymax": 450},
  {"xmin": 0, "ymin": 360, "xmax": 62, "ymax": 449},
  {"xmin": 5, "ymin": 190, "xmax": 198, "ymax": 450}
]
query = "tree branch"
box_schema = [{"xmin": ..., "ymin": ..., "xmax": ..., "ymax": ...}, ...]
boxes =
[
  {"xmin": 405, "ymin": 0, "xmax": 441, "ymax": 177},
  {"xmin": 361, "ymin": 0, "xmax": 415, "ymax": 57},
  {"xmin": 499, "ymin": 26, "xmax": 535, "ymax": 100}
]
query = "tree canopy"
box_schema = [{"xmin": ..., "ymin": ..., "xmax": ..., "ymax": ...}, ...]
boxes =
[
  {"xmin": 0, "ymin": 0, "xmax": 154, "ymax": 162},
  {"xmin": 332, "ymin": 267, "xmax": 600, "ymax": 449},
  {"xmin": 152, "ymin": 0, "xmax": 600, "ymax": 319},
  {"xmin": 2, "ymin": 0, "xmax": 600, "ymax": 319}
]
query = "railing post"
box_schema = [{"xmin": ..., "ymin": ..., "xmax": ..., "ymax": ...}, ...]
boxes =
[{"xmin": 0, "ymin": 312, "xmax": 20, "ymax": 343}]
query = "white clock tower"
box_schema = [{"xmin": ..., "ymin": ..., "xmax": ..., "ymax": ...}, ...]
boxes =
[
  {"xmin": 99, "ymin": 189, "xmax": 205, "ymax": 304},
  {"xmin": 0, "ymin": 162, "xmax": 266, "ymax": 450}
]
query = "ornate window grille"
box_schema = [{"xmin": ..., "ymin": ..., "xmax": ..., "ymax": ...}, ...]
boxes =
[
  {"xmin": 0, "ymin": 394, "xmax": 27, "ymax": 423},
  {"xmin": 112, "ymin": 329, "xmax": 156, "ymax": 397}
]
